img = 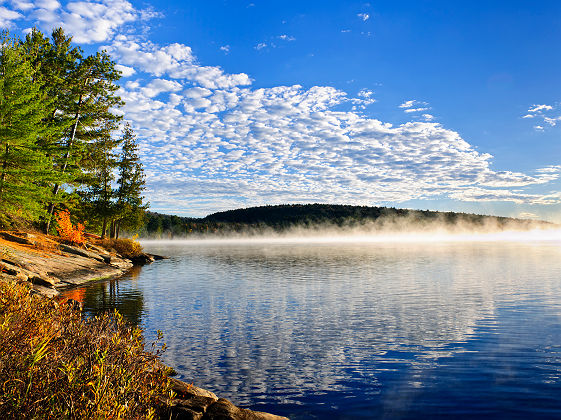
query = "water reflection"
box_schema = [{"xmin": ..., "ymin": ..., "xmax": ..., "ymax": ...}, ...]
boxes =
[
  {"xmin": 61, "ymin": 266, "xmax": 146, "ymax": 325},
  {"xmin": 69, "ymin": 241, "xmax": 561, "ymax": 419}
]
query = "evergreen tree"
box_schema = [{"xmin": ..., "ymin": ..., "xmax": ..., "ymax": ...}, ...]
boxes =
[
  {"xmin": 22, "ymin": 28, "xmax": 84, "ymax": 224},
  {"xmin": 78, "ymin": 122, "xmax": 123, "ymax": 237},
  {"xmin": 114, "ymin": 124, "xmax": 147, "ymax": 238},
  {"xmin": 0, "ymin": 33, "xmax": 50, "ymax": 225},
  {"xmin": 22, "ymin": 28, "xmax": 124, "ymax": 233}
]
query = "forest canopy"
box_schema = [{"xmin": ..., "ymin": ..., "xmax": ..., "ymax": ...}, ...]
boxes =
[
  {"xmin": 0, "ymin": 29, "xmax": 146, "ymax": 238},
  {"xmin": 140, "ymin": 204, "xmax": 551, "ymax": 238}
]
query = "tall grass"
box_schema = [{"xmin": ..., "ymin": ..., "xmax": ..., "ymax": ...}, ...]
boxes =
[
  {"xmin": 0, "ymin": 280, "xmax": 172, "ymax": 419},
  {"xmin": 99, "ymin": 237, "xmax": 143, "ymax": 259}
]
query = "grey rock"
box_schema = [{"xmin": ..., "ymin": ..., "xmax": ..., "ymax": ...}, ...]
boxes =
[
  {"xmin": 59, "ymin": 243, "xmax": 106, "ymax": 263},
  {"xmin": 167, "ymin": 379, "xmax": 288, "ymax": 420},
  {"xmin": 31, "ymin": 284, "xmax": 60, "ymax": 298},
  {"xmin": 0, "ymin": 231, "xmax": 36, "ymax": 246},
  {"xmin": 204, "ymin": 398, "xmax": 288, "ymax": 420}
]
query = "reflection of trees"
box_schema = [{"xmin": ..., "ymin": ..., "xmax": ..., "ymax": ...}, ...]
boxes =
[{"xmin": 81, "ymin": 273, "xmax": 145, "ymax": 326}]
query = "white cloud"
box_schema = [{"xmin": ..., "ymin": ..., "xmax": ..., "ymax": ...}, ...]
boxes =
[
  {"xmin": 399, "ymin": 100, "xmax": 430, "ymax": 114},
  {"xmin": 523, "ymin": 102, "xmax": 560, "ymax": 131},
  {"xmin": 357, "ymin": 89, "xmax": 374, "ymax": 99},
  {"xmin": 113, "ymin": 53, "xmax": 560, "ymax": 213},
  {"xmin": 34, "ymin": 0, "xmax": 138, "ymax": 43},
  {"xmin": 404, "ymin": 107, "xmax": 429, "ymax": 113},
  {"xmin": 220, "ymin": 45, "xmax": 230, "ymax": 53},
  {"xmin": 141, "ymin": 78, "xmax": 183, "ymax": 98},
  {"xmin": 528, "ymin": 104, "xmax": 553, "ymax": 113},
  {"xmin": 104, "ymin": 37, "xmax": 251, "ymax": 89},
  {"xmin": 114, "ymin": 63, "xmax": 135, "ymax": 77},
  {"xmin": 399, "ymin": 100, "xmax": 415, "ymax": 108},
  {"xmin": 10, "ymin": 0, "xmax": 35, "ymax": 11},
  {"xmin": 5, "ymin": 1, "xmax": 558, "ymax": 214},
  {"xmin": 0, "ymin": 6, "xmax": 23, "ymax": 27},
  {"xmin": 1, "ymin": 0, "xmax": 154, "ymax": 42},
  {"xmin": 254, "ymin": 42, "xmax": 267, "ymax": 50},
  {"xmin": 544, "ymin": 116, "xmax": 561, "ymax": 126},
  {"xmin": 358, "ymin": 13, "xmax": 370, "ymax": 21},
  {"xmin": 278, "ymin": 34, "xmax": 295, "ymax": 41}
]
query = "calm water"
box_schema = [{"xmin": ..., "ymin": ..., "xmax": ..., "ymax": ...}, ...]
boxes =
[{"xmin": 63, "ymin": 238, "xmax": 561, "ymax": 419}]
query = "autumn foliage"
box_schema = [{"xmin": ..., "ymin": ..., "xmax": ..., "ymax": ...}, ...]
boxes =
[
  {"xmin": 0, "ymin": 281, "xmax": 172, "ymax": 419},
  {"xmin": 55, "ymin": 210, "xmax": 85, "ymax": 246}
]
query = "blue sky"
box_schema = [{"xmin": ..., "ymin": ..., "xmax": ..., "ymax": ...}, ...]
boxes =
[{"xmin": 2, "ymin": 1, "xmax": 560, "ymax": 221}]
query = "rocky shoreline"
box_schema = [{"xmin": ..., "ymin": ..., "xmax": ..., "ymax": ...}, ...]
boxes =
[{"xmin": 0, "ymin": 231, "xmax": 288, "ymax": 420}]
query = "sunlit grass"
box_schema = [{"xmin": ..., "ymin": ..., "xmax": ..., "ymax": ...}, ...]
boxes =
[{"xmin": 0, "ymin": 280, "xmax": 172, "ymax": 419}]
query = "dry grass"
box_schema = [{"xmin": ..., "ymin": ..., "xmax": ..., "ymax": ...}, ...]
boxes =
[
  {"xmin": 0, "ymin": 280, "xmax": 173, "ymax": 419},
  {"xmin": 98, "ymin": 238, "xmax": 143, "ymax": 259}
]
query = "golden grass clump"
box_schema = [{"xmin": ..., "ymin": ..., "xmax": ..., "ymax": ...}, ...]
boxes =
[
  {"xmin": 99, "ymin": 238, "xmax": 143, "ymax": 259},
  {"xmin": 0, "ymin": 280, "xmax": 172, "ymax": 419}
]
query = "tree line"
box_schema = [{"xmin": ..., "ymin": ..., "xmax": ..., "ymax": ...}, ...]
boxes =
[
  {"xmin": 140, "ymin": 204, "xmax": 550, "ymax": 238},
  {"xmin": 0, "ymin": 28, "xmax": 146, "ymax": 238}
]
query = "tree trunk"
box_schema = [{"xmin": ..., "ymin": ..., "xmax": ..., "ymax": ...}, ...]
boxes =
[
  {"xmin": 101, "ymin": 218, "xmax": 107, "ymax": 239},
  {"xmin": 0, "ymin": 143, "xmax": 9, "ymax": 201},
  {"xmin": 44, "ymin": 96, "xmax": 84, "ymax": 234},
  {"xmin": 109, "ymin": 219, "xmax": 116, "ymax": 239}
]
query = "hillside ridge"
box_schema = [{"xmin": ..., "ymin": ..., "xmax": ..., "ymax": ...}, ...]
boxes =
[{"xmin": 142, "ymin": 204, "xmax": 551, "ymax": 237}]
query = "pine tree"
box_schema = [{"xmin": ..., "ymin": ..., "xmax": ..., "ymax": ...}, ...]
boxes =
[
  {"xmin": 78, "ymin": 122, "xmax": 123, "ymax": 238},
  {"xmin": 0, "ymin": 33, "xmax": 50, "ymax": 225},
  {"xmin": 114, "ymin": 124, "xmax": 147, "ymax": 238},
  {"xmin": 22, "ymin": 28, "xmax": 124, "ymax": 233}
]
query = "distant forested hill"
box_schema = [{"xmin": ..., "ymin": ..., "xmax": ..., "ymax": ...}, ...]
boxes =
[{"xmin": 139, "ymin": 204, "xmax": 549, "ymax": 238}]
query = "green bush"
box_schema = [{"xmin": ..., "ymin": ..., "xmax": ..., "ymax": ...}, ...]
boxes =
[{"xmin": 0, "ymin": 280, "xmax": 172, "ymax": 419}]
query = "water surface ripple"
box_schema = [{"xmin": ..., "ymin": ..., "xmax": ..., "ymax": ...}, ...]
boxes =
[{"xmin": 67, "ymin": 240, "xmax": 561, "ymax": 419}]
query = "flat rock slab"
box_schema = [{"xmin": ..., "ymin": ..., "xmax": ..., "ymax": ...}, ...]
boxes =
[{"xmin": 0, "ymin": 233, "xmax": 133, "ymax": 296}]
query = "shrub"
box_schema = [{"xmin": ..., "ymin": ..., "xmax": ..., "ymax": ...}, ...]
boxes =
[
  {"xmin": 99, "ymin": 238, "xmax": 143, "ymax": 258},
  {"xmin": 0, "ymin": 280, "xmax": 172, "ymax": 419},
  {"xmin": 55, "ymin": 210, "xmax": 85, "ymax": 246}
]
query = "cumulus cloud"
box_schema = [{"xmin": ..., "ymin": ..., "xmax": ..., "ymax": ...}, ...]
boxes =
[
  {"xmin": 404, "ymin": 107, "xmax": 429, "ymax": 113},
  {"xmin": 523, "ymin": 102, "xmax": 560, "ymax": 131},
  {"xmin": 254, "ymin": 42, "xmax": 267, "ymax": 50},
  {"xmin": 115, "ymin": 63, "xmax": 135, "ymax": 77},
  {"xmin": 220, "ymin": 45, "xmax": 230, "ymax": 53},
  {"xmin": 358, "ymin": 13, "xmax": 370, "ymax": 21},
  {"xmin": 7, "ymin": 0, "xmax": 142, "ymax": 43},
  {"xmin": 0, "ymin": 6, "xmax": 23, "ymax": 27},
  {"xmin": 110, "ymin": 44, "xmax": 560, "ymax": 214},
  {"xmin": 399, "ymin": 100, "xmax": 415, "ymax": 108},
  {"xmin": 4, "ymin": 1, "xmax": 558, "ymax": 214},
  {"xmin": 528, "ymin": 104, "xmax": 553, "ymax": 113},
  {"xmin": 278, "ymin": 34, "xmax": 295, "ymax": 41},
  {"xmin": 544, "ymin": 116, "xmax": 561, "ymax": 126},
  {"xmin": 358, "ymin": 89, "xmax": 374, "ymax": 99},
  {"xmin": 103, "ymin": 37, "xmax": 252, "ymax": 89}
]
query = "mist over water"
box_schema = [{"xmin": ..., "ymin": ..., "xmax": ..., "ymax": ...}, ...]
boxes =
[
  {"xmin": 69, "ymin": 230, "xmax": 561, "ymax": 419},
  {"xmin": 141, "ymin": 225, "xmax": 561, "ymax": 245}
]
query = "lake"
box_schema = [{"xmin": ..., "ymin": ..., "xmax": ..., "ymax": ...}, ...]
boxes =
[{"xmin": 63, "ymin": 235, "xmax": 561, "ymax": 419}]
